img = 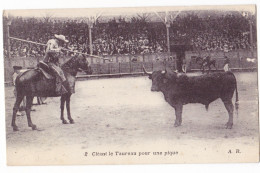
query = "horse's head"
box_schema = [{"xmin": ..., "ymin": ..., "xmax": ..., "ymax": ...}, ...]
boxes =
[{"xmin": 76, "ymin": 55, "xmax": 93, "ymax": 74}]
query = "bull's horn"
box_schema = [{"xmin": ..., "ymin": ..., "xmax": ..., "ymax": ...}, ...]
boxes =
[
  {"xmin": 174, "ymin": 70, "xmax": 182, "ymax": 76},
  {"xmin": 142, "ymin": 65, "xmax": 152, "ymax": 75},
  {"xmin": 161, "ymin": 70, "xmax": 167, "ymax": 74}
]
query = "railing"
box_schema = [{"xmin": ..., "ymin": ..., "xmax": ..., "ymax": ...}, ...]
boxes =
[{"xmin": 4, "ymin": 50, "xmax": 257, "ymax": 83}]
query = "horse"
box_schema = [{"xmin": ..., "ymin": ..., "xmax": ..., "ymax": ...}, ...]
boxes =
[
  {"xmin": 11, "ymin": 55, "xmax": 92, "ymax": 131},
  {"xmin": 195, "ymin": 56, "xmax": 217, "ymax": 74}
]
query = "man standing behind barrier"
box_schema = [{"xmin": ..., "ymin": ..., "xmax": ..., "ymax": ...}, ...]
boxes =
[
  {"xmin": 43, "ymin": 34, "xmax": 69, "ymax": 95},
  {"xmin": 223, "ymin": 56, "xmax": 230, "ymax": 72}
]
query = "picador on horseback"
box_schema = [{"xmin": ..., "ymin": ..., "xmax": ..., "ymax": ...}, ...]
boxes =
[
  {"xmin": 11, "ymin": 34, "xmax": 93, "ymax": 131},
  {"xmin": 196, "ymin": 55, "xmax": 217, "ymax": 73},
  {"xmin": 43, "ymin": 34, "xmax": 69, "ymax": 95}
]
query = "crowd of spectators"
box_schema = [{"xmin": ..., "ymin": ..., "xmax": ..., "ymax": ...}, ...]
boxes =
[
  {"xmin": 189, "ymin": 14, "xmax": 254, "ymax": 51},
  {"xmin": 169, "ymin": 13, "xmax": 255, "ymax": 52},
  {"xmin": 4, "ymin": 17, "xmax": 89, "ymax": 57},
  {"xmin": 91, "ymin": 18, "xmax": 167, "ymax": 55},
  {"xmin": 3, "ymin": 12, "xmax": 256, "ymax": 58}
]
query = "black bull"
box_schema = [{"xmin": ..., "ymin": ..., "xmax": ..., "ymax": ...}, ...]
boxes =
[{"xmin": 143, "ymin": 66, "xmax": 239, "ymax": 129}]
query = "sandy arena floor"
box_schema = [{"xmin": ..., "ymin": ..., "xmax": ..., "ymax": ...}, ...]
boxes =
[{"xmin": 5, "ymin": 72, "xmax": 259, "ymax": 165}]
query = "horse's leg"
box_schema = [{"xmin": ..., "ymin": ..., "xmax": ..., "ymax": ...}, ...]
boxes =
[
  {"xmin": 25, "ymin": 95, "xmax": 37, "ymax": 130},
  {"xmin": 60, "ymin": 95, "xmax": 68, "ymax": 124},
  {"xmin": 66, "ymin": 94, "xmax": 74, "ymax": 124},
  {"xmin": 12, "ymin": 94, "xmax": 25, "ymax": 131}
]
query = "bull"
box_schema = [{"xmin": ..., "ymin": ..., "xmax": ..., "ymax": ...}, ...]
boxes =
[{"xmin": 143, "ymin": 66, "xmax": 239, "ymax": 129}]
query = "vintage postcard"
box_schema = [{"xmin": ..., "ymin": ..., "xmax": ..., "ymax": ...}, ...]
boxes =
[{"xmin": 2, "ymin": 5, "xmax": 259, "ymax": 165}]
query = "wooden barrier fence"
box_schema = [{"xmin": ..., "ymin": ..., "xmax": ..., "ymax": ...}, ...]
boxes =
[{"xmin": 4, "ymin": 50, "xmax": 257, "ymax": 83}]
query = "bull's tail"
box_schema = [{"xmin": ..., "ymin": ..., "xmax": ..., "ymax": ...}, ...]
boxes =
[
  {"xmin": 235, "ymin": 81, "xmax": 239, "ymax": 112},
  {"xmin": 233, "ymin": 74, "xmax": 239, "ymax": 116},
  {"xmin": 227, "ymin": 72, "xmax": 239, "ymax": 116}
]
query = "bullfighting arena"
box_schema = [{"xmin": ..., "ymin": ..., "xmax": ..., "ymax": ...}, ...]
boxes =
[{"xmin": 5, "ymin": 72, "xmax": 259, "ymax": 165}]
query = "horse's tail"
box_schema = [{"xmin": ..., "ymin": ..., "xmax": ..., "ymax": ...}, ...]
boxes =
[
  {"xmin": 14, "ymin": 80, "xmax": 23, "ymax": 96},
  {"xmin": 14, "ymin": 74, "xmax": 27, "ymax": 102},
  {"xmin": 15, "ymin": 71, "xmax": 26, "ymax": 88}
]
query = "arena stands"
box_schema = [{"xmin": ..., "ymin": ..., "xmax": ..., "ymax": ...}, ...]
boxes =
[{"xmin": 3, "ymin": 12, "xmax": 256, "ymax": 58}]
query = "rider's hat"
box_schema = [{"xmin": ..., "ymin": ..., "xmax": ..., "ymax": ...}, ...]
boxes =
[
  {"xmin": 54, "ymin": 34, "xmax": 69, "ymax": 43},
  {"xmin": 13, "ymin": 66, "xmax": 22, "ymax": 70}
]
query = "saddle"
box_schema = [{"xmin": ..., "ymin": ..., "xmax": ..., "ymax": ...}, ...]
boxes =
[
  {"xmin": 38, "ymin": 61, "xmax": 55, "ymax": 80},
  {"xmin": 38, "ymin": 61, "xmax": 74, "ymax": 94}
]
